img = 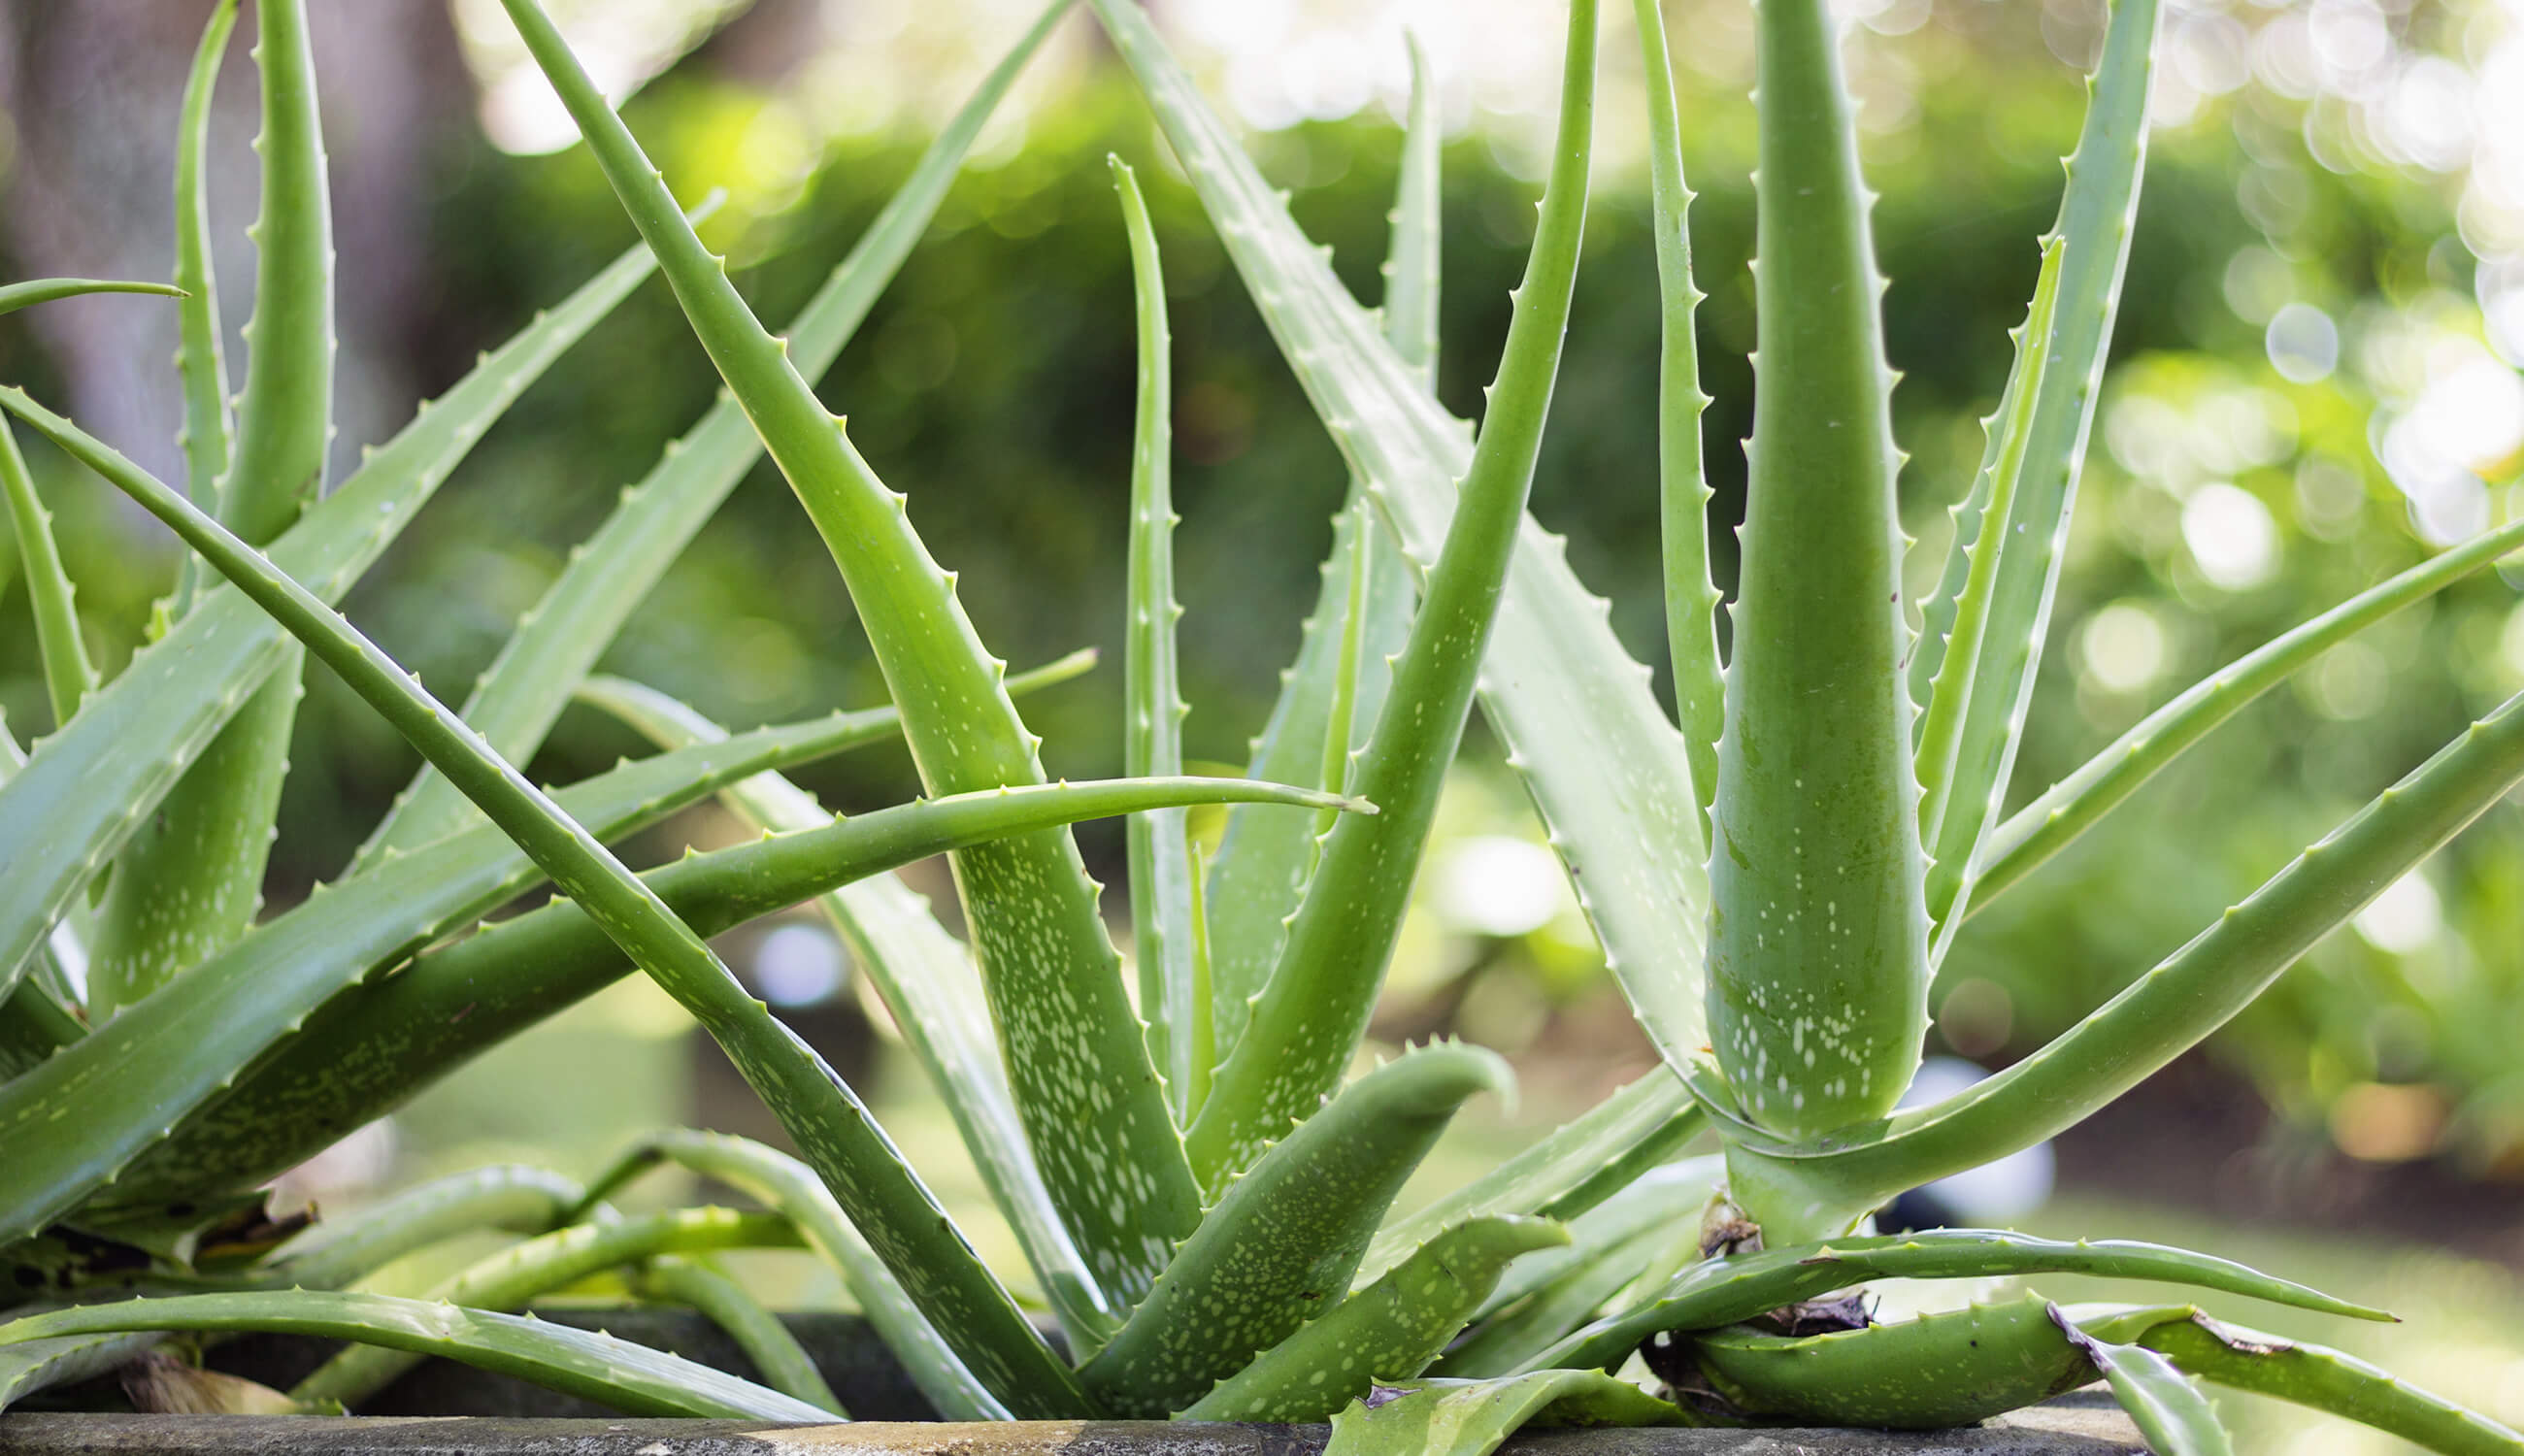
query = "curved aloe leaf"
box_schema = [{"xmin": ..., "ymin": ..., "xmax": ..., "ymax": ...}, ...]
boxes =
[
  {"xmin": 1111, "ymin": 156, "xmax": 1200, "ymax": 1118},
  {"xmin": 1184, "ymin": 0, "xmax": 1599, "ymax": 1187},
  {"xmin": 171, "ymin": 0, "xmax": 238, "ymax": 617},
  {"xmin": 0, "ymin": 406, "xmax": 1089, "ymax": 1418},
  {"xmin": 1183, "ymin": 1215, "xmax": 1570, "ymax": 1422},
  {"xmin": 0, "ymin": 280, "xmax": 184, "ymax": 315},
  {"xmin": 1971, "ymin": 513, "xmax": 2524, "ymax": 910},
  {"xmin": 354, "ymin": 0, "xmax": 1070, "ymax": 866},
  {"xmin": 2050, "ymin": 1304, "xmax": 2232, "ymax": 1456},
  {"xmin": 2086, "ymin": 1307, "xmax": 2524, "ymax": 1456},
  {"xmin": 88, "ymin": 0, "xmax": 340, "ymax": 1020},
  {"xmin": 1358, "ymin": 1069, "xmax": 1699, "ymax": 1288},
  {"xmin": 1529, "ymin": 1228, "xmax": 2385, "ymax": 1374},
  {"xmin": 0, "ymin": 1292, "xmax": 832, "ymax": 1421},
  {"xmin": 1920, "ymin": 0, "xmax": 2164, "ymax": 936},
  {"xmin": 1724, "ymin": 683, "xmax": 2524, "ymax": 1232},
  {"xmin": 498, "ymin": 0, "xmax": 1198, "ymax": 1312},
  {"xmin": 1324, "ymin": 1372, "xmax": 1688, "ymax": 1456},
  {"xmin": 1708, "ymin": 0, "xmax": 1927, "ymax": 1155},
  {"xmin": 576, "ymin": 1130, "xmax": 1003, "ymax": 1420},
  {"xmin": 1085, "ymin": 1043, "xmax": 1513, "ymax": 1417},
  {"xmin": 0, "ymin": 228, "xmax": 666, "ymax": 1003},
  {"xmin": 266, "ymin": 1164, "xmax": 586, "ymax": 1291},
  {"xmin": 1087, "ymin": 0, "xmax": 1711, "ymax": 1097},
  {"xmin": 640, "ymin": 1255, "xmax": 843, "ymax": 1415},
  {"xmin": 0, "ymin": 416, "xmax": 97, "ymax": 728},
  {"xmin": 1677, "ymin": 1295, "xmax": 2096, "ymax": 1427},
  {"xmin": 294, "ymin": 1207, "xmax": 802, "ymax": 1407},
  {"xmin": 2, "ymin": 685, "xmax": 944, "ymax": 1241},
  {"xmin": 116, "ymin": 769, "xmax": 1355, "ymax": 1208},
  {"xmin": 574, "ymin": 669, "xmax": 1113, "ymax": 1350},
  {"xmin": 1634, "ymin": 0, "xmax": 1721, "ymax": 833}
]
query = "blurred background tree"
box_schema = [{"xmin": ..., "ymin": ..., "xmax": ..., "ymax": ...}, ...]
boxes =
[{"xmin": 4, "ymin": 1, "xmax": 2522, "ymax": 1421}]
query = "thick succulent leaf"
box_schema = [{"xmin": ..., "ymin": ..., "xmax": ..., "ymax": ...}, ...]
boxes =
[
  {"xmin": 498, "ymin": 0, "xmax": 1200, "ymax": 1311},
  {"xmin": 1111, "ymin": 156, "xmax": 1201, "ymax": 1118},
  {"xmin": 1634, "ymin": 0, "xmax": 1722, "ymax": 832},
  {"xmin": 1723, "ymin": 683, "xmax": 2524, "ymax": 1233},
  {"xmin": 0, "ymin": 1330, "xmax": 169, "ymax": 1414},
  {"xmin": 0, "ymin": 230, "xmax": 665, "ymax": 1002},
  {"xmin": 575, "ymin": 669, "xmax": 1112, "ymax": 1350},
  {"xmin": 170, "ymin": 0, "xmax": 238, "ymax": 616},
  {"xmin": 89, "ymin": 0, "xmax": 341, "ymax": 1019},
  {"xmin": 0, "ymin": 1292, "xmax": 832, "ymax": 1420},
  {"xmin": 1914, "ymin": 239, "xmax": 2067, "ymax": 858},
  {"xmin": 1084, "ymin": 1043, "xmax": 1513, "ymax": 1417},
  {"xmin": 2083, "ymin": 1307, "xmax": 2524, "ymax": 1456},
  {"xmin": 0, "ymin": 414, "xmax": 1089, "ymax": 1419},
  {"xmin": 0, "ymin": 416, "xmax": 98, "ymax": 728},
  {"xmin": 1182, "ymin": 0, "xmax": 1599, "ymax": 1187},
  {"xmin": 4, "ymin": 691, "xmax": 909, "ymax": 1242},
  {"xmin": 115, "ymin": 770, "xmax": 1353, "ymax": 1210},
  {"xmin": 354, "ymin": 0, "xmax": 1069, "ymax": 866},
  {"xmin": 1088, "ymin": 0, "xmax": 1711, "ymax": 1095},
  {"xmin": 1529, "ymin": 1228, "xmax": 2385, "ymax": 1374},
  {"xmin": 1707, "ymin": 0, "xmax": 1928, "ymax": 1152},
  {"xmin": 1971, "ymin": 514, "xmax": 2524, "ymax": 910},
  {"xmin": 0, "ymin": 280, "xmax": 184, "ymax": 315},
  {"xmin": 2051, "ymin": 1305, "xmax": 2232, "ymax": 1456},
  {"xmin": 1324, "ymin": 1372, "xmax": 1688, "ymax": 1456},
  {"xmin": 293, "ymin": 1206, "xmax": 802, "ymax": 1407},
  {"xmin": 1920, "ymin": 0, "xmax": 2164, "ymax": 933},
  {"xmin": 1358, "ymin": 1067, "xmax": 1699, "ymax": 1287},
  {"xmin": 266, "ymin": 1165, "xmax": 585, "ymax": 1291},
  {"xmin": 640, "ymin": 1255, "xmax": 844, "ymax": 1415},
  {"xmin": 576, "ymin": 1130, "xmax": 1003, "ymax": 1420},
  {"xmin": 1678, "ymin": 1295, "xmax": 2097, "ymax": 1428},
  {"xmin": 1182, "ymin": 1216, "xmax": 1569, "ymax": 1422}
]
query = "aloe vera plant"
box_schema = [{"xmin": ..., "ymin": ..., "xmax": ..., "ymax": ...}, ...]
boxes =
[{"xmin": 3, "ymin": 0, "xmax": 2519, "ymax": 1452}]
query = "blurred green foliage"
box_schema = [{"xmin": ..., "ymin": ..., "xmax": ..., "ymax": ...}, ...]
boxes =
[{"xmin": 3, "ymin": 7, "xmax": 2518, "ymax": 1191}]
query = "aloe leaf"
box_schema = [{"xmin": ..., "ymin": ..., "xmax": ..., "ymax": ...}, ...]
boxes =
[
  {"xmin": 498, "ymin": 0, "xmax": 1199, "ymax": 1311},
  {"xmin": 1915, "ymin": 238, "xmax": 2067, "ymax": 857},
  {"xmin": 265, "ymin": 1165, "xmax": 586, "ymax": 1291},
  {"xmin": 1919, "ymin": 0, "xmax": 2165, "ymax": 935},
  {"xmin": 1708, "ymin": 0, "xmax": 1926, "ymax": 1153},
  {"xmin": 3, "ymin": 687, "xmax": 914, "ymax": 1241},
  {"xmin": 640, "ymin": 1255, "xmax": 844, "ymax": 1415},
  {"xmin": 2090, "ymin": 1307, "xmax": 2524, "ymax": 1456},
  {"xmin": 353, "ymin": 0, "xmax": 1069, "ymax": 867},
  {"xmin": 1726, "ymin": 684, "xmax": 2524, "ymax": 1230},
  {"xmin": 0, "ymin": 982, "xmax": 81, "ymax": 1081},
  {"xmin": 0, "ymin": 1330, "xmax": 169, "ymax": 1414},
  {"xmin": 0, "ymin": 280, "xmax": 184, "ymax": 315},
  {"xmin": 0, "ymin": 415, "xmax": 98, "ymax": 728},
  {"xmin": 293, "ymin": 1206, "xmax": 803, "ymax": 1407},
  {"xmin": 1971, "ymin": 513, "xmax": 2524, "ymax": 911},
  {"xmin": 1084, "ymin": 1042, "xmax": 1513, "ymax": 1417},
  {"xmin": 2050, "ymin": 1304, "xmax": 2232, "ymax": 1456},
  {"xmin": 1324, "ymin": 1372, "xmax": 1688, "ymax": 1456},
  {"xmin": 1110, "ymin": 156, "xmax": 1201, "ymax": 1120},
  {"xmin": 171, "ymin": 0, "xmax": 239, "ymax": 618},
  {"xmin": 1358, "ymin": 1068, "xmax": 1699, "ymax": 1287},
  {"xmin": 1181, "ymin": 0, "xmax": 1598, "ymax": 1187},
  {"xmin": 0, "ymin": 228, "xmax": 669, "ymax": 1005},
  {"xmin": 1087, "ymin": 0, "xmax": 1712, "ymax": 1091},
  {"xmin": 0, "ymin": 1292, "xmax": 833, "ymax": 1421},
  {"xmin": 1528, "ymin": 1228, "xmax": 2386, "ymax": 1374},
  {"xmin": 0, "ymin": 405, "xmax": 1089, "ymax": 1418},
  {"xmin": 1381, "ymin": 36, "xmax": 1443, "ymax": 389},
  {"xmin": 574, "ymin": 669, "xmax": 1113, "ymax": 1350},
  {"xmin": 87, "ymin": 0, "xmax": 342, "ymax": 1019},
  {"xmin": 1676, "ymin": 1295, "xmax": 2097, "ymax": 1427},
  {"xmin": 1468, "ymin": 1158, "xmax": 1725, "ymax": 1324},
  {"xmin": 115, "ymin": 770, "xmax": 1357, "ymax": 1211},
  {"xmin": 575, "ymin": 1130, "xmax": 1003, "ymax": 1421},
  {"xmin": 1635, "ymin": 0, "xmax": 1722, "ymax": 832},
  {"xmin": 1182, "ymin": 1215, "xmax": 1570, "ymax": 1422}
]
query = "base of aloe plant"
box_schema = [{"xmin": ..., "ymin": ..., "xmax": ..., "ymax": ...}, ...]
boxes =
[{"xmin": 5, "ymin": 1309, "xmax": 2142, "ymax": 1452}]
